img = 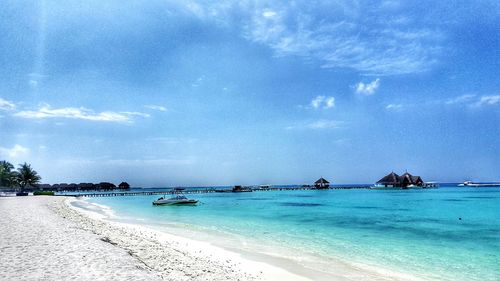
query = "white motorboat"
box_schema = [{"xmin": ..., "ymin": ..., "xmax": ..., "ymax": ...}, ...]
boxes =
[
  {"xmin": 458, "ymin": 181, "xmax": 500, "ymax": 187},
  {"xmin": 153, "ymin": 188, "xmax": 198, "ymax": 206}
]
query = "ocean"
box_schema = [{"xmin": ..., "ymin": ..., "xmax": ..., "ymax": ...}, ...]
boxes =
[{"xmin": 76, "ymin": 185, "xmax": 500, "ymax": 280}]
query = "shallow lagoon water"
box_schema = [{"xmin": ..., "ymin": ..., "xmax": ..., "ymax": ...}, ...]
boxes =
[{"xmin": 87, "ymin": 186, "xmax": 500, "ymax": 280}]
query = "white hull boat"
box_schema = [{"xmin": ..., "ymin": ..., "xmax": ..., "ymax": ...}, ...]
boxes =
[{"xmin": 153, "ymin": 188, "xmax": 198, "ymax": 206}]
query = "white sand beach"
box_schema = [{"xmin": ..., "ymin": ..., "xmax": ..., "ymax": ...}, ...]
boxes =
[
  {"xmin": 0, "ymin": 196, "xmax": 309, "ymax": 281},
  {"xmin": 0, "ymin": 196, "xmax": 426, "ymax": 281}
]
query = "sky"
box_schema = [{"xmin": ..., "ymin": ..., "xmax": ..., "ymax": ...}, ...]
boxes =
[{"xmin": 0, "ymin": 0, "xmax": 499, "ymax": 186}]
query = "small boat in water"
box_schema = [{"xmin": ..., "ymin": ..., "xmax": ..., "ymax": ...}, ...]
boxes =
[
  {"xmin": 152, "ymin": 188, "xmax": 198, "ymax": 206},
  {"xmin": 423, "ymin": 182, "xmax": 439, "ymax": 188},
  {"xmin": 458, "ymin": 181, "xmax": 500, "ymax": 187}
]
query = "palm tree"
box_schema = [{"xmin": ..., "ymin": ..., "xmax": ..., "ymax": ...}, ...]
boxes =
[
  {"xmin": 0, "ymin": 160, "xmax": 16, "ymax": 188},
  {"xmin": 16, "ymin": 163, "xmax": 41, "ymax": 191}
]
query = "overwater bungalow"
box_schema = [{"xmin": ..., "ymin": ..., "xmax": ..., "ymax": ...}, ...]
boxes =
[
  {"xmin": 118, "ymin": 182, "xmax": 131, "ymax": 189},
  {"xmin": 36, "ymin": 184, "xmax": 52, "ymax": 191},
  {"xmin": 400, "ymin": 172, "xmax": 423, "ymax": 187},
  {"xmin": 374, "ymin": 171, "xmax": 424, "ymax": 189},
  {"xmin": 232, "ymin": 185, "xmax": 253, "ymax": 192},
  {"xmin": 314, "ymin": 177, "xmax": 330, "ymax": 189}
]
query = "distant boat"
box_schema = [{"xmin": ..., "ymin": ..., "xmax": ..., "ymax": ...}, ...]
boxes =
[
  {"xmin": 458, "ymin": 181, "xmax": 500, "ymax": 187},
  {"xmin": 371, "ymin": 183, "xmax": 400, "ymax": 190},
  {"xmin": 152, "ymin": 188, "xmax": 198, "ymax": 205},
  {"xmin": 423, "ymin": 182, "xmax": 439, "ymax": 188}
]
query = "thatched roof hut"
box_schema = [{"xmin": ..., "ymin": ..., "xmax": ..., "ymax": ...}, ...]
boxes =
[
  {"xmin": 232, "ymin": 185, "xmax": 252, "ymax": 192},
  {"xmin": 377, "ymin": 171, "xmax": 424, "ymax": 188},
  {"xmin": 376, "ymin": 172, "xmax": 400, "ymax": 186},
  {"xmin": 411, "ymin": 176, "xmax": 424, "ymax": 186},
  {"xmin": 36, "ymin": 184, "xmax": 52, "ymax": 191},
  {"xmin": 314, "ymin": 177, "xmax": 330, "ymax": 189},
  {"xmin": 118, "ymin": 182, "xmax": 130, "ymax": 189}
]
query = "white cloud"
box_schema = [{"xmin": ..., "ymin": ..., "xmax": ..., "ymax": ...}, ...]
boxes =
[
  {"xmin": 311, "ymin": 96, "xmax": 323, "ymax": 108},
  {"xmin": 145, "ymin": 105, "xmax": 168, "ymax": 112},
  {"xmin": 28, "ymin": 73, "xmax": 47, "ymax": 88},
  {"xmin": 307, "ymin": 120, "xmax": 343, "ymax": 129},
  {"xmin": 242, "ymin": 2, "xmax": 444, "ymax": 75},
  {"xmin": 333, "ymin": 138, "xmax": 350, "ymax": 145},
  {"xmin": 324, "ymin": 97, "xmax": 335, "ymax": 108},
  {"xmin": 445, "ymin": 94, "xmax": 500, "ymax": 108},
  {"xmin": 120, "ymin": 111, "xmax": 151, "ymax": 118},
  {"xmin": 0, "ymin": 144, "xmax": 30, "ymax": 159},
  {"xmin": 475, "ymin": 95, "xmax": 500, "ymax": 106},
  {"xmin": 385, "ymin": 104, "xmax": 403, "ymax": 111},
  {"xmin": 446, "ymin": 94, "xmax": 476, "ymax": 105},
  {"xmin": 355, "ymin": 79, "xmax": 380, "ymax": 95},
  {"xmin": 19, "ymin": 2, "xmax": 446, "ymax": 77},
  {"xmin": 0, "ymin": 98, "xmax": 16, "ymax": 110},
  {"xmin": 14, "ymin": 104, "xmax": 149, "ymax": 123},
  {"xmin": 310, "ymin": 96, "xmax": 335, "ymax": 109},
  {"xmin": 287, "ymin": 119, "xmax": 343, "ymax": 130},
  {"xmin": 192, "ymin": 75, "xmax": 205, "ymax": 87},
  {"xmin": 262, "ymin": 10, "xmax": 277, "ymax": 18}
]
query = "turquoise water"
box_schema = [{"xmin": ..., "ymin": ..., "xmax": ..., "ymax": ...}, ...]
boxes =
[{"xmin": 85, "ymin": 186, "xmax": 500, "ymax": 280}]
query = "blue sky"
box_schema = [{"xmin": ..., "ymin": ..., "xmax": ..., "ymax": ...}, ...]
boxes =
[{"xmin": 0, "ymin": 0, "xmax": 499, "ymax": 186}]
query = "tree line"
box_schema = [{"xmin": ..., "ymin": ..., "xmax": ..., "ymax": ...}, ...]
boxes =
[
  {"xmin": 1, "ymin": 160, "xmax": 131, "ymax": 193},
  {"xmin": 0, "ymin": 160, "xmax": 41, "ymax": 191}
]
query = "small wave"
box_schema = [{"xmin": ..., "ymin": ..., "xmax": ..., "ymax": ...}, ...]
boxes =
[{"xmin": 70, "ymin": 198, "xmax": 116, "ymax": 219}]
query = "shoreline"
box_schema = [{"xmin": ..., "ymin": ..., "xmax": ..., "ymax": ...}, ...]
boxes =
[
  {"xmin": 1, "ymin": 195, "xmax": 428, "ymax": 281},
  {"xmin": 70, "ymin": 196, "xmax": 424, "ymax": 281},
  {"xmin": 0, "ymin": 195, "xmax": 309, "ymax": 281},
  {"xmin": 64, "ymin": 196, "xmax": 311, "ymax": 281}
]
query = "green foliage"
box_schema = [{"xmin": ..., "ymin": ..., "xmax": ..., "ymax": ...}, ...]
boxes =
[
  {"xmin": 0, "ymin": 160, "xmax": 17, "ymax": 187},
  {"xmin": 33, "ymin": 191, "xmax": 54, "ymax": 196},
  {"xmin": 16, "ymin": 162, "xmax": 42, "ymax": 191}
]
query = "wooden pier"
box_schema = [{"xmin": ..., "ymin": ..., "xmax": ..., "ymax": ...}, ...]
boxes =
[{"xmin": 63, "ymin": 186, "xmax": 371, "ymax": 198}]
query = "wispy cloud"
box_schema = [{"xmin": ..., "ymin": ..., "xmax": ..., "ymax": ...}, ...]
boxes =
[
  {"xmin": 191, "ymin": 75, "xmax": 205, "ymax": 87},
  {"xmin": 242, "ymin": 2, "xmax": 444, "ymax": 75},
  {"xmin": 165, "ymin": 1, "xmax": 444, "ymax": 75},
  {"xmin": 310, "ymin": 96, "xmax": 335, "ymax": 109},
  {"xmin": 0, "ymin": 98, "xmax": 16, "ymax": 110},
  {"xmin": 355, "ymin": 79, "xmax": 380, "ymax": 95},
  {"xmin": 308, "ymin": 120, "xmax": 343, "ymax": 129},
  {"xmin": 287, "ymin": 119, "xmax": 343, "ymax": 130},
  {"xmin": 445, "ymin": 94, "xmax": 500, "ymax": 108},
  {"xmin": 144, "ymin": 105, "xmax": 167, "ymax": 112},
  {"xmin": 333, "ymin": 138, "xmax": 350, "ymax": 146},
  {"xmin": 445, "ymin": 94, "xmax": 476, "ymax": 105},
  {"xmin": 0, "ymin": 144, "xmax": 29, "ymax": 159},
  {"xmin": 475, "ymin": 95, "xmax": 500, "ymax": 106},
  {"xmin": 262, "ymin": 9, "xmax": 277, "ymax": 18},
  {"xmin": 14, "ymin": 104, "xmax": 149, "ymax": 123},
  {"xmin": 385, "ymin": 104, "xmax": 403, "ymax": 111}
]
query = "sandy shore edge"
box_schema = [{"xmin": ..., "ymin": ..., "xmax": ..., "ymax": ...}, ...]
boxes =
[
  {"xmin": 64, "ymin": 197, "xmax": 424, "ymax": 281},
  {"xmin": 61, "ymin": 196, "xmax": 312, "ymax": 281},
  {"xmin": 1, "ymin": 196, "xmax": 423, "ymax": 281}
]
